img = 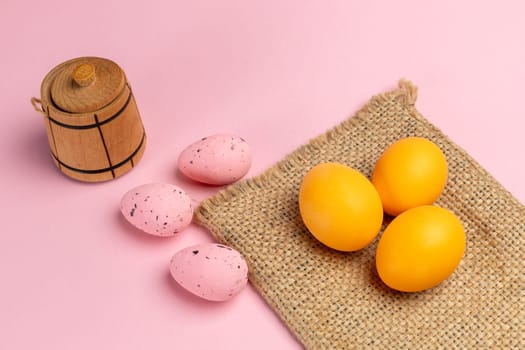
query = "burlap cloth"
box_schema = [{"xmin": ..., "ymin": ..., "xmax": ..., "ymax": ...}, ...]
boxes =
[{"xmin": 195, "ymin": 80, "xmax": 524, "ymax": 349}]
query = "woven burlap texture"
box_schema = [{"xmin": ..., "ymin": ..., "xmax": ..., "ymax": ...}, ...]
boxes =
[{"xmin": 195, "ymin": 80, "xmax": 524, "ymax": 349}]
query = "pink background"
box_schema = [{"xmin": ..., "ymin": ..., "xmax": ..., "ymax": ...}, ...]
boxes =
[{"xmin": 1, "ymin": 1, "xmax": 524, "ymax": 349}]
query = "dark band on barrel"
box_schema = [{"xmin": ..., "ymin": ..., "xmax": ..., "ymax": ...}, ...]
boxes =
[
  {"xmin": 94, "ymin": 114, "xmax": 115, "ymax": 178},
  {"xmin": 46, "ymin": 105, "xmax": 61, "ymax": 171},
  {"xmin": 50, "ymin": 131, "xmax": 145, "ymax": 175},
  {"xmin": 47, "ymin": 88, "xmax": 132, "ymax": 130}
]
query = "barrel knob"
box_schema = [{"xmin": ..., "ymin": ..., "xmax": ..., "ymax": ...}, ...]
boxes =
[{"xmin": 72, "ymin": 63, "xmax": 96, "ymax": 87}]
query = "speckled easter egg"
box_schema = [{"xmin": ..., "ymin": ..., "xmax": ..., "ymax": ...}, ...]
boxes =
[
  {"xmin": 120, "ymin": 183, "xmax": 193, "ymax": 237},
  {"xmin": 170, "ymin": 243, "xmax": 249, "ymax": 301},
  {"xmin": 177, "ymin": 134, "xmax": 252, "ymax": 185}
]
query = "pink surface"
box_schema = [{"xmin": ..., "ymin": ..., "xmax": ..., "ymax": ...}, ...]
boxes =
[{"xmin": 1, "ymin": 1, "xmax": 524, "ymax": 349}]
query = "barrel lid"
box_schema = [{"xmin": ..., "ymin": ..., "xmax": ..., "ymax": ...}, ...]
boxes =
[{"xmin": 50, "ymin": 57, "xmax": 126, "ymax": 113}]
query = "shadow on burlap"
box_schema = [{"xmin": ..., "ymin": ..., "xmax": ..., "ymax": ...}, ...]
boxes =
[{"xmin": 195, "ymin": 80, "xmax": 524, "ymax": 349}]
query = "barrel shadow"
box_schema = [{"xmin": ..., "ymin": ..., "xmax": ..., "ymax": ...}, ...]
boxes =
[{"xmin": 17, "ymin": 118, "xmax": 61, "ymax": 176}]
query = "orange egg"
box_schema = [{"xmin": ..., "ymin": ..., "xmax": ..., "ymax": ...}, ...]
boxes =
[
  {"xmin": 299, "ymin": 162, "xmax": 383, "ymax": 251},
  {"xmin": 375, "ymin": 205, "xmax": 466, "ymax": 292},
  {"xmin": 371, "ymin": 137, "xmax": 448, "ymax": 216}
]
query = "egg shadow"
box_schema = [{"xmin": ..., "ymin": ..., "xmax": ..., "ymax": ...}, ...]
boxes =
[
  {"xmin": 174, "ymin": 167, "xmax": 224, "ymax": 189},
  {"xmin": 173, "ymin": 167, "xmax": 227, "ymax": 203},
  {"xmin": 163, "ymin": 270, "xmax": 232, "ymax": 310},
  {"xmin": 115, "ymin": 209, "xmax": 182, "ymax": 246},
  {"xmin": 365, "ymin": 214, "xmax": 404, "ymax": 296},
  {"xmin": 367, "ymin": 259, "xmax": 396, "ymax": 295}
]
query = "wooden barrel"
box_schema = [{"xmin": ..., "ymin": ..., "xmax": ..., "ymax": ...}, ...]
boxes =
[{"xmin": 31, "ymin": 57, "xmax": 146, "ymax": 182}]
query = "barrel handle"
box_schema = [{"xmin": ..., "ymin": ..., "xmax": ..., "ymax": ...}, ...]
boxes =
[{"xmin": 31, "ymin": 97, "xmax": 46, "ymax": 116}]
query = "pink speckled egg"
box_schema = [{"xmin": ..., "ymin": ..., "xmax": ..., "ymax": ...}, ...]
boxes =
[
  {"xmin": 177, "ymin": 134, "xmax": 252, "ymax": 185},
  {"xmin": 120, "ymin": 183, "xmax": 193, "ymax": 237},
  {"xmin": 170, "ymin": 243, "xmax": 249, "ymax": 301}
]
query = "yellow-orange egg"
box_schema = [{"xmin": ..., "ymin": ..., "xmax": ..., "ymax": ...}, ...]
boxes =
[
  {"xmin": 299, "ymin": 162, "xmax": 383, "ymax": 251},
  {"xmin": 375, "ymin": 205, "xmax": 466, "ymax": 292},
  {"xmin": 371, "ymin": 137, "xmax": 448, "ymax": 216}
]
